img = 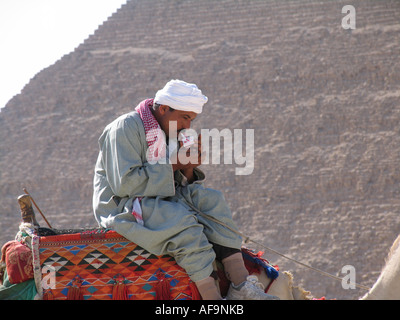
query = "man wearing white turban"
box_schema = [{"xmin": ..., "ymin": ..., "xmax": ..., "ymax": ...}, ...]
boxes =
[{"xmin": 93, "ymin": 80, "xmax": 278, "ymax": 300}]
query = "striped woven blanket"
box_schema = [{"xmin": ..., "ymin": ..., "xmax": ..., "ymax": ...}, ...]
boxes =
[{"xmin": 27, "ymin": 229, "xmax": 278, "ymax": 300}]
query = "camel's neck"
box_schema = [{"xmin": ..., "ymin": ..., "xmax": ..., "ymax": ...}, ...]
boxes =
[{"xmin": 362, "ymin": 236, "xmax": 400, "ymax": 300}]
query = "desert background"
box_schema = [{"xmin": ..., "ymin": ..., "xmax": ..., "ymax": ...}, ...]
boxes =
[{"xmin": 1, "ymin": 0, "xmax": 399, "ymax": 299}]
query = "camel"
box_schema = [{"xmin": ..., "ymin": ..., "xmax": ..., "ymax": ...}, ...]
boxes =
[
  {"xmin": 251, "ymin": 234, "xmax": 400, "ymax": 300},
  {"xmin": 7, "ymin": 194, "xmax": 400, "ymax": 300},
  {"xmin": 3, "ymin": 228, "xmax": 399, "ymax": 300},
  {"xmin": 258, "ymin": 269, "xmax": 313, "ymax": 300},
  {"xmin": 360, "ymin": 235, "xmax": 400, "ymax": 300}
]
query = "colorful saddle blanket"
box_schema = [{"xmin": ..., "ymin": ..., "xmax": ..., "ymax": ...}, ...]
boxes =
[{"xmin": 29, "ymin": 229, "xmax": 278, "ymax": 300}]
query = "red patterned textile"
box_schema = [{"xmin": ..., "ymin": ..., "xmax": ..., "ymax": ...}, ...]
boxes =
[
  {"xmin": 31, "ymin": 229, "xmax": 279, "ymax": 300},
  {"xmin": 1, "ymin": 240, "xmax": 33, "ymax": 284},
  {"xmin": 135, "ymin": 98, "xmax": 166, "ymax": 162},
  {"xmin": 34, "ymin": 230, "xmax": 196, "ymax": 300}
]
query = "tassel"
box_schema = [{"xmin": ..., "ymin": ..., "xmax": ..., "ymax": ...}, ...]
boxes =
[
  {"xmin": 189, "ymin": 281, "xmax": 202, "ymax": 300},
  {"xmin": 67, "ymin": 276, "xmax": 83, "ymax": 300},
  {"xmin": 242, "ymin": 248, "xmax": 279, "ymax": 279},
  {"xmin": 243, "ymin": 257, "xmax": 262, "ymax": 275},
  {"xmin": 155, "ymin": 270, "xmax": 171, "ymax": 300},
  {"xmin": 113, "ymin": 274, "xmax": 128, "ymax": 300}
]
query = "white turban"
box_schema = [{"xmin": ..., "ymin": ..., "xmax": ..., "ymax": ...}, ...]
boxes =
[{"xmin": 154, "ymin": 79, "xmax": 208, "ymax": 114}]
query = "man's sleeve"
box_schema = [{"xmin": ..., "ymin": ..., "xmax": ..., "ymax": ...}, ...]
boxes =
[{"xmin": 100, "ymin": 117, "xmax": 175, "ymax": 198}]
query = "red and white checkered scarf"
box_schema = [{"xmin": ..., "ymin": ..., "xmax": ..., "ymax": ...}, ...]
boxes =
[
  {"xmin": 135, "ymin": 99, "xmax": 166, "ymax": 163},
  {"xmin": 132, "ymin": 99, "xmax": 168, "ymax": 226}
]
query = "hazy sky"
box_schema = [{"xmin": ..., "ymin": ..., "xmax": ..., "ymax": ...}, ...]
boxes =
[{"xmin": 0, "ymin": 0, "xmax": 127, "ymax": 110}]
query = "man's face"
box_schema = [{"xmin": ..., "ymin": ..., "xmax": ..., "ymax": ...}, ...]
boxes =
[{"xmin": 157, "ymin": 105, "xmax": 197, "ymax": 137}]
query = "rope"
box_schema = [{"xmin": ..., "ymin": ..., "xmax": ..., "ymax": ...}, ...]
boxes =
[{"xmin": 181, "ymin": 198, "xmax": 371, "ymax": 292}]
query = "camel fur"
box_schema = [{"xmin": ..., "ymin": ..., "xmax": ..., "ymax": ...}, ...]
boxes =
[{"xmin": 250, "ymin": 234, "xmax": 400, "ymax": 300}]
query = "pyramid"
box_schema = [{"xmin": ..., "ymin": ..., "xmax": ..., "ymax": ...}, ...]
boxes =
[{"xmin": 1, "ymin": 0, "xmax": 400, "ymax": 299}]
